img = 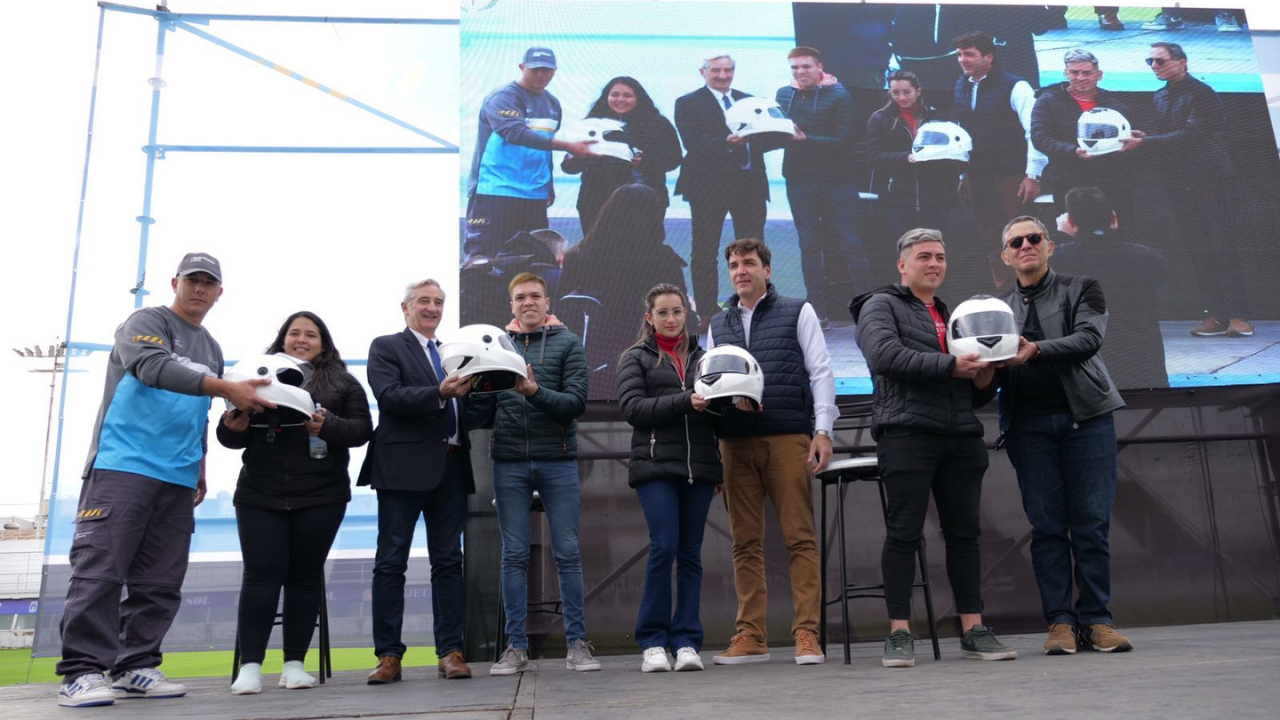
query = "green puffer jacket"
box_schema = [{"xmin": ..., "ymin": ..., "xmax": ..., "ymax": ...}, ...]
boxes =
[{"xmin": 467, "ymin": 321, "xmax": 588, "ymax": 460}]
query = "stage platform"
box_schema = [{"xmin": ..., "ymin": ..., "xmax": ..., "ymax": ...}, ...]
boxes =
[{"xmin": 5, "ymin": 620, "xmax": 1278, "ymax": 719}]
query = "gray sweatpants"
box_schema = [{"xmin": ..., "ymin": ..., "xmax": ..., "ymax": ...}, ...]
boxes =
[{"xmin": 57, "ymin": 469, "xmax": 195, "ymax": 681}]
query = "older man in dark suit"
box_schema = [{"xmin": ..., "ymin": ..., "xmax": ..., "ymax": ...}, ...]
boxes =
[
  {"xmin": 360, "ymin": 278, "xmax": 476, "ymax": 684},
  {"xmin": 674, "ymin": 53, "xmax": 773, "ymax": 331}
]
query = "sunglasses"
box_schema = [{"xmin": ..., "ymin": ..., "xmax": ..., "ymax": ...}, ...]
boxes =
[
  {"xmin": 1145, "ymin": 57, "xmax": 1176, "ymax": 67},
  {"xmin": 1006, "ymin": 233, "xmax": 1044, "ymax": 250}
]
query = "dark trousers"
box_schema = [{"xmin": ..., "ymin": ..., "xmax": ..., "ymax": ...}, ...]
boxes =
[
  {"xmin": 1005, "ymin": 411, "xmax": 1118, "ymax": 626},
  {"xmin": 464, "ymin": 193, "xmax": 549, "ymax": 259},
  {"xmin": 876, "ymin": 431, "xmax": 988, "ymax": 619},
  {"xmin": 58, "ymin": 470, "xmax": 195, "ymax": 681},
  {"xmin": 687, "ymin": 191, "xmax": 766, "ymax": 317},
  {"xmin": 1171, "ymin": 184, "xmax": 1250, "ymax": 319},
  {"xmin": 634, "ymin": 478, "xmax": 716, "ymax": 653},
  {"xmin": 371, "ymin": 455, "xmax": 468, "ymax": 658},
  {"xmin": 786, "ymin": 180, "xmax": 872, "ymax": 319},
  {"xmin": 234, "ymin": 503, "xmax": 346, "ymax": 664}
]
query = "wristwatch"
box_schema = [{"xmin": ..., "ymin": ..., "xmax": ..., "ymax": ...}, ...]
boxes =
[{"xmin": 815, "ymin": 429, "xmax": 833, "ymax": 439}]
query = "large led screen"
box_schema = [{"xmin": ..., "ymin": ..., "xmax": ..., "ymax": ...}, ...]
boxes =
[{"xmin": 458, "ymin": 2, "xmax": 1280, "ymax": 399}]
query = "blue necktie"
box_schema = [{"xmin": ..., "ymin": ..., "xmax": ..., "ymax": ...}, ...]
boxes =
[
  {"xmin": 428, "ymin": 340, "xmax": 457, "ymax": 438},
  {"xmin": 722, "ymin": 94, "xmax": 731, "ymax": 110}
]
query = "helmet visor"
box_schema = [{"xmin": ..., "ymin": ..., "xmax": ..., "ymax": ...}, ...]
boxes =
[
  {"xmin": 914, "ymin": 130, "xmax": 954, "ymax": 148},
  {"xmin": 1080, "ymin": 123, "xmax": 1120, "ymax": 141},
  {"xmin": 697, "ymin": 354, "xmax": 752, "ymax": 380},
  {"xmin": 951, "ymin": 311, "xmax": 1018, "ymax": 339},
  {"xmin": 495, "ymin": 333, "xmax": 518, "ymax": 352}
]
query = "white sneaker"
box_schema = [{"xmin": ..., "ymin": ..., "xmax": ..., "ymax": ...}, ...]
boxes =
[
  {"xmin": 674, "ymin": 647, "xmax": 704, "ymax": 672},
  {"xmin": 566, "ymin": 639, "xmax": 602, "ymax": 672},
  {"xmin": 278, "ymin": 660, "xmax": 316, "ymax": 689},
  {"xmin": 59, "ymin": 673, "xmax": 115, "ymax": 707},
  {"xmin": 230, "ymin": 663, "xmax": 262, "ymax": 695},
  {"xmin": 641, "ymin": 647, "xmax": 672, "ymax": 673},
  {"xmin": 111, "ymin": 667, "xmax": 186, "ymax": 699}
]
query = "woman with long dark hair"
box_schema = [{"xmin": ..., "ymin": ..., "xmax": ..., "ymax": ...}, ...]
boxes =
[
  {"xmin": 218, "ymin": 311, "xmax": 372, "ymax": 694},
  {"xmin": 559, "ymin": 183, "xmax": 688, "ymax": 399},
  {"xmin": 616, "ymin": 283, "xmax": 721, "ymax": 673},
  {"xmin": 562, "ymin": 76, "xmax": 682, "ymax": 234},
  {"xmin": 864, "ymin": 70, "xmax": 960, "ymax": 239}
]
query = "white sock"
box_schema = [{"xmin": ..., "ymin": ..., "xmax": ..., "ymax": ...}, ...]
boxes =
[
  {"xmin": 230, "ymin": 663, "xmax": 262, "ymax": 695},
  {"xmin": 279, "ymin": 660, "xmax": 316, "ymax": 689}
]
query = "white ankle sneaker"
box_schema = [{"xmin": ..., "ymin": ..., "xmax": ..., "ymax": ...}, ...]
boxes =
[
  {"xmin": 674, "ymin": 647, "xmax": 704, "ymax": 671},
  {"xmin": 641, "ymin": 647, "xmax": 672, "ymax": 673},
  {"xmin": 59, "ymin": 673, "xmax": 115, "ymax": 707},
  {"xmin": 278, "ymin": 660, "xmax": 316, "ymax": 689},
  {"xmin": 230, "ymin": 663, "xmax": 263, "ymax": 695},
  {"xmin": 111, "ymin": 667, "xmax": 186, "ymax": 699}
]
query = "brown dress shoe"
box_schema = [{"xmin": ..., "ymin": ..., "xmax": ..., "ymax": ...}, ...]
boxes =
[
  {"xmin": 437, "ymin": 651, "xmax": 473, "ymax": 679},
  {"xmin": 367, "ymin": 655, "xmax": 402, "ymax": 684}
]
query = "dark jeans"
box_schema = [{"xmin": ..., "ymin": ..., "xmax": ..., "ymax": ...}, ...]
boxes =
[
  {"xmin": 1005, "ymin": 411, "xmax": 1118, "ymax": 626},
  {"xmin": 464, "ymin": 193, "xmax": 549, "ymax": 259},
  {"xmin": 1171, "ymin": 184, "xmax": 1250, "ymax": 319},
  {"xmin": 876, "ymin": 431, "xmax": 988, "ymax": 619},
  {"xmin": 634, "ymin": 478, "xmax": 716, "ymax": 652},
  {"xmin": 786, "ymin": 180, "xmax": 871, "ymax": 318},
  {"xmin": 235, "ymin": 503, "xmax": 346, "ymax": 664},
  {"xmin": 58, "ymin": 470, "xmax": 195, "ymax": 681},
  {"xmin": 371, "ymin": 454, "xmax": 468, "ymax": 658},
  {"xmin": 687, "ymin": 191, "xmax": 766, "ymax": 318}
]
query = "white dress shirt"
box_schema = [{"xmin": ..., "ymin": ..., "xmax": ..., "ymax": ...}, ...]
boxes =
[
  {"xmin": 966, "ymin": 72, "xmax": 1049, "ymax": 180},
  {"xmin": 409, "ymin": 328, "xmax": 461, "ymax": 447},
  {"xmin": 706, "ymin": 300, "xmax": 839, "ymax": 434}
]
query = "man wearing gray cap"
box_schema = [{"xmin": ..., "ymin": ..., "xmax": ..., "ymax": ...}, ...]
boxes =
[
  {"xmin": 465, "ymin": 46, "xmax": 597, "ymax": 260},
  {"xmin": 56, "ymin": 253, "xmax": 275, "ymax": 707}
]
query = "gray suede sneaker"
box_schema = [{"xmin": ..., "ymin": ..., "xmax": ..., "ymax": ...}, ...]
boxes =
[
  {"xmin": 490, "ymin": 645, "xmax": 529, "ymax": 676},
  {"xmin": 961, "ymin": 625, "xmax": 1018, "ymax": 661},
  {"xmin": 882, "ymin": 630, "xmax": 916, "ymax": 668},
  {"xmin": 567, "ymin": 639, "xmax": 602, "ymax": 671}
]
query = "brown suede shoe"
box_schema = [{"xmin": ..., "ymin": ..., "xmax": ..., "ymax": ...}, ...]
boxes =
[
  {"xmin": 1227, "ymin": 319, "xmax": 1255, "ymax": 337},
  {"xmin": 793, "ymin": 629, "xmax": 825, "ymax": 665},
  {"xmin": 712, "ymin": 633, "xmax": 770, "ymax": 665},
  {"xmin": 1044, "ymin": 623, "xmax": 1078, "ymax": 655},
  {"xmin": 367, "ymin": 656, "xmax": 402, "ymax": 684},
  {"xmin": 437, "ymin": 651, "xmax": 473, "ymax": 679},
  {"xmin": 1081, "ymin": 624, "xmax": 1133, "ymax": 653}
]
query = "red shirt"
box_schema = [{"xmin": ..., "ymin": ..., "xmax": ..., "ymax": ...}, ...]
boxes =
[
  {"xmin": 1072, "ymin": 94, "xmax": 1098, "ymax": 113},
  {"xmin": 655, "ymin": 333, "xmax": 685, "ymax": 380},
  {"xmin": 925, "ymin": 302, "xmax": 947, "ymax": 352},
  {"xmin": 900, "ymin": 107, "xmax": 921, "ymax": 140}
]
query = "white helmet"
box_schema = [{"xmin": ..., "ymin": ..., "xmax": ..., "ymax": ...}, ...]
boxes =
[
  {"xmin": 694, "ymin": 345, "xmax": 764, "ymax": 411},
  {"xmin": 224, "ymin": 353, "xmax": 315, "ymax": 422},
  {"xmin": 912, "ymin": 121, "xmax": 973, "ymax": 162},
  {"xmin": 1077, "ymin": 108, "xmax": 1131, "ymax": 156},
  {"xmin": 724, "ymin": 97, "xmax": 797, "ymax": 140},
  {"xmin": 948, "ymin": 295, "xmax": 1018, "ymax": 362},
  {"xmin": 560, "ymin": 118, "xmax": 634, "ymax": 162},
  {"xmin": 440, "ymin": 324, "xmax": 528, "ymax": 394}
]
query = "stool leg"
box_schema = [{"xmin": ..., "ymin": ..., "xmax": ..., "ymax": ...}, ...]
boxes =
[
  {"xmin": 837, "ymin": 478, "xmax": 851, "ymax": 666},
  {"xmin": 917, "ymin": 537, "xmax": 941, "ymax": 661},
  {"xmin": 493, "ymin": 584, "xmax": 506, "ymax": 663},
  {"xmin": 820, "ymin": 479, "xmax": 828, "ymax": 651},
  {"xmin": 231, "ymin": 629, "xmax": 240, "ymax": 682},
  {"xmin": 319, "ymin": 587, "xmax": 330, "ymax": 683}
]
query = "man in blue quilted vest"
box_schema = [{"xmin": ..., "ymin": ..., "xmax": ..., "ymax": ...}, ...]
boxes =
[{"xmin": 705, "ymin": 238, "xmax": 837, "ymax": 667}]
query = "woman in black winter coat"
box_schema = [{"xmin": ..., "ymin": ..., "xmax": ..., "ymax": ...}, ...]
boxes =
[
  {"xmin": 864, "ymin": 70, "xmax": 962, "ymax": 240},
  {"xmin": 616, "ymin": 283, "xmax": 721, "ymax": 673},
  {"xmin": 561, "ymin": 76, "xmax": 682, "ymax": 235},
  {"xmin": 218, "ymin": 311, "xmax": 371, "ymax": 694}
]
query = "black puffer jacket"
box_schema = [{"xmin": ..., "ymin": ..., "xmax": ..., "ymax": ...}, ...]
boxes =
[
  {"xmin": 616, "ymin": 336, "xmax": 722, "ymax": 487},
  {"xmin": 850, "ymin": 285, "xmax": 994, "ymax": 439},
  {"xmin": 467, "ymin": 321, "xmax": 588, "ymax": 461},
  {"xmin": 216, "ymin": 370, "xmax": 373, "ymax": 510}
]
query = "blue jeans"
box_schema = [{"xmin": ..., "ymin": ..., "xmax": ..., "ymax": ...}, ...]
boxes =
[
  {"xmin": 634, "ymin": 478, "xmax": 716, "ymax": 652},
  {"xmin": 493, "ymin": 459, "xmax": 586, "ymax": 648},
  {"xmin": 786, "ymin": 180, "xmax": 871, "ymax": 318},
  {"xmin": 371, "ymin": 455, "xmax": 468, "ymax": 658},
  {"xmin": 1005, "ymin": 411, "xmax": 1118, "ymax": 626}
]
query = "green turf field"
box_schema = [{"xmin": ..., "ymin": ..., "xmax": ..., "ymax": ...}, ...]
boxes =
[{"xmin": 0, "ymin": 647, "xmax": 437, "ymax": 686}]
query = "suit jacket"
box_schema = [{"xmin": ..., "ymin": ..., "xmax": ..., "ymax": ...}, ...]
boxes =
[
  {"xmin": 357, "ymin": 328, "xmax": 476, "ymax": 494},
  {"xmin": 673, "ymin": 86, "xmax": 770, "ymax": 202}
]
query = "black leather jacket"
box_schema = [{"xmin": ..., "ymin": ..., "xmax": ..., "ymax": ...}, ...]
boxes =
[{"xmin": 996, "ymin": 269, "xmax": 1125, "ymax": 432}]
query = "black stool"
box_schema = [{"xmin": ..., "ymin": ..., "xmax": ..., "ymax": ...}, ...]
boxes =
[
  {"xmin": 492, "ymin": 490, "xmax": 564, "ymax": 661},
  {"xmin": 817, "ymin": 456, "xmax": 940, "ymax": 665},
  {"xmin": 231, "ymin": 576, "xmax": 332, "ymax": 683}
]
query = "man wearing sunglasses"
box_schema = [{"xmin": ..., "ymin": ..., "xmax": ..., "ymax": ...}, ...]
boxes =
[
  {"xmin": 994, "ymin": 216, "xmax": 1130, "ymax": 657},
  {"xmin": 1123, "ymin": 42, "xmax": 1252, "ymax": 338}
]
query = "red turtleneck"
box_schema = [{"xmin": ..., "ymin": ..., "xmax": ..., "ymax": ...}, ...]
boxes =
[
  {"xmin": 900, "ymin": 105, "xmax": 921, "ymax": 139},
  {"xmin": 655, "ymin": 333, "xmax": 685, "ymax": 379}
]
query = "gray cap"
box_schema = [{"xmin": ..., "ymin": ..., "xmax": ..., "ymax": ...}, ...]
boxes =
[
  {"xmin": 522, "ymin": 47, "xmax": 557, "ymax": 70},
  {"xmin": 176, "ymin": 252, "xmax": 222, "ymax": 283}
]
